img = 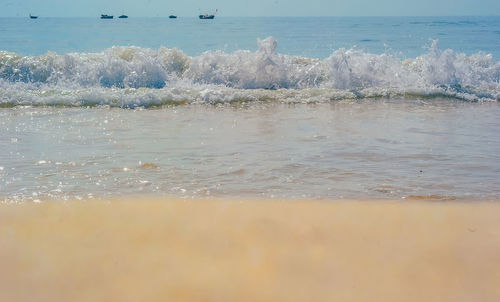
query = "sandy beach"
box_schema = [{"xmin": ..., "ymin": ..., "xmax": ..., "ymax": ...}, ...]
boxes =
[{"xmin": 1, "ymin": 198, "xmax": 499, "ymax": 302}]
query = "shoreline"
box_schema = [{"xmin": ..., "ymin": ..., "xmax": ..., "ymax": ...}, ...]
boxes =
[{"xmin": 1, "ymin": 197, "xmax": 500, "ymax": 301}]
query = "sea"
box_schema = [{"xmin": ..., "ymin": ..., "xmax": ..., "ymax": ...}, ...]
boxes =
[{"xmin": 1, "ymin": 16, "xmax": 499, "ymax": 202}]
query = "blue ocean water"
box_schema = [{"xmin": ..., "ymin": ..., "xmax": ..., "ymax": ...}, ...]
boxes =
[
  {"xmin": 1, "ymin": 16, "xmax": 499, "ymax": 59},
  {"xmin": 1, "ymin": 17, "xmax": 499, "ymax": 201},
  {"xmin": 1, "ymin": 16, "xmax": 499, "ymax": 106}
]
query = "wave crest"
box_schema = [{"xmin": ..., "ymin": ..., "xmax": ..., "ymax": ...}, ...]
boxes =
[{"xmin": 1, "ymin": 37, "xmax": 499, "ymax": 106}]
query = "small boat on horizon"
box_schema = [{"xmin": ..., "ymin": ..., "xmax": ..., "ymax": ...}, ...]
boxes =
[
  {"xmin": 169, "ymin": 15, "xmax": 177, "ymax": 19},
  {"xmin": 118, "ymin": 15, "xmax": 128, "ymax": 19},
  {"xmin": 29, "ymin": 14, "xmax": 38, "ymax": 19},
  {"xmin": 199, "ymin": 14, "xmax": 214, "ymax": 19},
  {"xmin": 199, "ymin": 9, "xmax": 217, "ymax": 19},
  {"xmin": 101, "ymin": 14, "xmax": 113, "ymax": 19}
]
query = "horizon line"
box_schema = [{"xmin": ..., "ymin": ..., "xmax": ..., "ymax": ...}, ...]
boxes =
[{"xmin": 1, "ymin": 14, "xmax": 499, "ymax": 18}]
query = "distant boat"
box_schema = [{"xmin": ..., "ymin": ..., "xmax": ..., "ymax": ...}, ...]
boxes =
[
  {"xmin": 169, "ymin": 15, "xmax": 177, "ymax": 19},
  {"xmin": 118, "ymin": 15, "xmax": 128, "ymax": 19},
  {"xmin": 199, "ymin": 8, "xmax": 217, "ymax": 19},
  {"xmin": 29, "ymin": 14, "xmax": 38, "ymax": 19},
  {"xmin": 101, "ymin": 14, "xmax": 113, "ymax": 19},
  {"xmin": 199, "ymin": 14, "xmax": 214, "ymax": 19}
]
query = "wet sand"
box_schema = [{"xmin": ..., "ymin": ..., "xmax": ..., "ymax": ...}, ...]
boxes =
[{"xmin": 1, "ymin": 198, "xmax": 500, "ymax": 302}]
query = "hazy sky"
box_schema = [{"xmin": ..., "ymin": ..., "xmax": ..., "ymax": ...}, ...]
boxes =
[{"xmin": 2, "ymin": 0, "xmax": 500, "ymax": 17}]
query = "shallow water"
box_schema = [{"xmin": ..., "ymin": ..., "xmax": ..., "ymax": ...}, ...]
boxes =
[
  {"xmin": 2, "ymin": 100, "xmax": 499, "ymax": 201},
  {"xmin": 1, "ymin": 17, "xmax": 499, "ymax": 201}
]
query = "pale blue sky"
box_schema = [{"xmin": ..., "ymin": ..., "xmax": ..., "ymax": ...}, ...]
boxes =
[{"xmin": 2, "ymin": 0, "xmax": 499, "ymax": 17}]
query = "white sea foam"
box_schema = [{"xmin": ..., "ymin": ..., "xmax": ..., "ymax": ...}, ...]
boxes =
[{"xmin": 1, "ymin": 37, "xmax": 499, "ymax": 107}]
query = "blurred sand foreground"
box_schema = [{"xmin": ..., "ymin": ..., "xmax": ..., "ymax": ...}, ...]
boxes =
[{"xmin": 1, "ymin": 198, "xmax": 500, "ymax": 302}]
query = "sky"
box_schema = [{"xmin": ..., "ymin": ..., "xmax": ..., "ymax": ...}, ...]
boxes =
[{"xmin": 1, "ymin": 0, "xmax": 500, "ymax": 17}]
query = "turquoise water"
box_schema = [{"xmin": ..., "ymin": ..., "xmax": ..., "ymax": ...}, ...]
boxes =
[
  {"xmin": 0, "ymin": 17, "xmax": 499, "ymax": 201},
  {"xmin": 1, "ymin": 16, "xmax": 499, "ymax": 105},
  {"xmin": 1, "ymin": 16, "xmax": 499, "ymax": 58}
]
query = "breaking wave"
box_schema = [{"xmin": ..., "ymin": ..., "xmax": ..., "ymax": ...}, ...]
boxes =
[{"xmin": 1, "ymin": 37, "xmax": 499, "ymax": 107}]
